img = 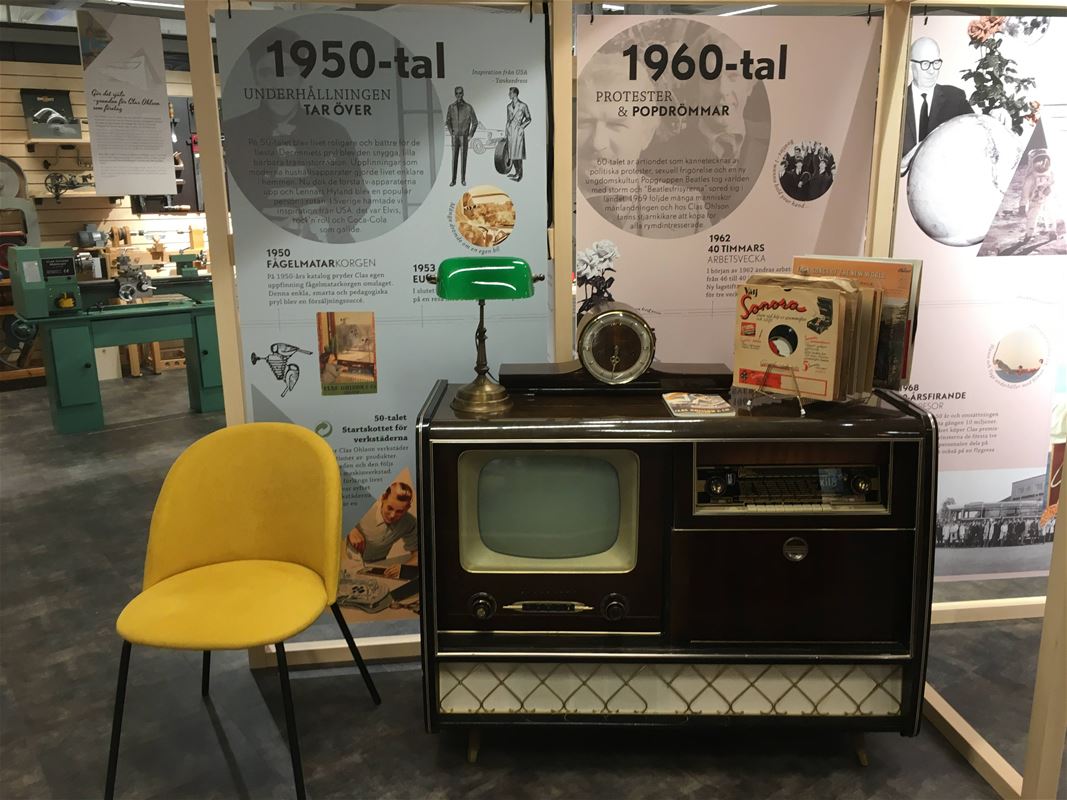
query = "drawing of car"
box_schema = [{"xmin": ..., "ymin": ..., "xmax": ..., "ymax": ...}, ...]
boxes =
[{"xmin": 470, "ymin": 124, "xmax": 504, "ymax": 155}]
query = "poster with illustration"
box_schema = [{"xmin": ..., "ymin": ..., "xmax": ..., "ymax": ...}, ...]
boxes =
[
  {"xmin": 76, "ymin": 10, "xmax": 176, "ymax": 195},
  {"xmin": 217, "ymin": 6, "xmax": 551, "ymax": 628},
  {"xmin": 315, "ymin": 311, "xmax": 378, "ymax": 396},
  {"xmin": 575, "ymin": 15, "xmax": 881, "ymax": 363},
  {"xmin": 892, "ymin": 15, "xmax": 1066, "ymax": 579}
]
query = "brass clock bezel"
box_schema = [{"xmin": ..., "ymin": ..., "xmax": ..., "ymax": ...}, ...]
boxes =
[{"xmin": 577, "ymin": 306, "xmax": 657, "ymax": 385}]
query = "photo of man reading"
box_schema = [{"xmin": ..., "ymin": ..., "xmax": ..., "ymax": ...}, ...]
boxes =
[{"xmin": 346, "ymin": 480, "xmax": 417, "ymax": 580}]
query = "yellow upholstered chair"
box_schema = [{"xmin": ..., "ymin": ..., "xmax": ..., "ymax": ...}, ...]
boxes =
[{"xmin": 104, "ymin": 422, "xmax": 380, "ymax": 800}]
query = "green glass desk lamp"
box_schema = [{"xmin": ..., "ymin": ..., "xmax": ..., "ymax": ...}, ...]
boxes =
[{"xmin": 430, "ymin": 256, "xmax": 543, "ymax": 416}]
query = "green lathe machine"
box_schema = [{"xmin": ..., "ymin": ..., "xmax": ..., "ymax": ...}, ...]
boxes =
[{"xmin": 9, "ymin": 245, "xmax": 222, "ymax": 433}]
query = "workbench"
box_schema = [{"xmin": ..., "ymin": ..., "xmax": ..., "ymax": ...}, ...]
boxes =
[{"xmin": 36, "ymin": 281, "xmax": 222, "ymax": 434}]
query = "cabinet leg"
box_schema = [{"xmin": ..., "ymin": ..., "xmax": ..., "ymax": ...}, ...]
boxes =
[
  {"xmin": 851, "ymin": 732, "xmax": 869, "ymax": 767},
  {"xmin": 127, "ymin": 345, "xmax": 141, "ymax": 377},
  {"xmin": 466, "ymin": 728, "xmax": 481, "ymax": 764}
]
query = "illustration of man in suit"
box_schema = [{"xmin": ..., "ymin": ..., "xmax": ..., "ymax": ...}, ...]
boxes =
[
  {"xmin": 446, "ymin": 86, "xmax": 478, "ymax": 187},
  {"xmin": 901, "ymin": 36, "xmax": 973, "ymax": 172},
  {"xmin": 504, "ymin": 87, "xmax": 532, "ymax": 182}
]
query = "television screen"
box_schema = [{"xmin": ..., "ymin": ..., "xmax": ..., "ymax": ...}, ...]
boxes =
[
  {"xmin": 478, "ymin": 455, "xmax": 621, "ymax": 558},
  {"xmin": 458, "ymin": 449, "xmax": 639, "ymax": 573}
]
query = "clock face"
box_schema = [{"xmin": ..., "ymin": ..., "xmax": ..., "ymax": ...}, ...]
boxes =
[{"xmin": 578, "ymin": 309, "xmax": 656, "ymax": 385}]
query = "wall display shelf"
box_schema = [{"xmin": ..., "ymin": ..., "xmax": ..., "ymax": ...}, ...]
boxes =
[{"xmin": 24, "ymin": 138, "xmax": 90, "ymax": 153}]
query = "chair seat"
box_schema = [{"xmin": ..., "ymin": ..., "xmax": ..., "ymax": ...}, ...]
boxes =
[{"xmin": 117, "ymin": 560, "xmax": 327, "ymax": 650}]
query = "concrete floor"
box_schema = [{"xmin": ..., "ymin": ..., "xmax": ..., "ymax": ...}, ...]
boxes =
[{"xmin": 0, "ymin": 372, "xmax": 1058, "ymax": 799}]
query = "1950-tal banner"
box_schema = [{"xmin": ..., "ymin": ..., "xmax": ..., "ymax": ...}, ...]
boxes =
[{"xmin": 217, "ymin": 7, "xmax": 551, "ymax": 629}]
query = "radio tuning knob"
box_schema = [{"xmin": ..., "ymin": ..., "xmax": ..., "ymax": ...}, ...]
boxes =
[
  {"xmin": 468, "ymin": 593, "xmax": 496, "ymax": 621},
  {"xmin": 852, "ymin": 475, "xmax": 872, "ymax": 493},
  {"xmin": 601, "ymin": 594, "xmax": 628, "ymax": 622},
  {"xmin": 707, "ymin": 477, "xmax": 726, "ymax": 496}
]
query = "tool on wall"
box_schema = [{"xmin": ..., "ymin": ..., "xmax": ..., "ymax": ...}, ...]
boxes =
[
  {"xmin": 0, "ymin": 157, "xmax": 40, "ymax": 276},
  {"xmin": 43, "ymin": 171, "xmax": 94, "ymax": 202},
  {"xmin": 76, "ymin": 224, "xmax": 109, "ymax": 249}
]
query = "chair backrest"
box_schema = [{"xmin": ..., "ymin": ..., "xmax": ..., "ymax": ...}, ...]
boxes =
[{"xmin": 142, "ymin": 422, "xmax": 341, "ymax": 603}]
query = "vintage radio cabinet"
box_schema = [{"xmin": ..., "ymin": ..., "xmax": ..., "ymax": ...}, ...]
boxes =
[{"xmin": 417, "ymin": 382, "xmax": 936, "ymax": 738}]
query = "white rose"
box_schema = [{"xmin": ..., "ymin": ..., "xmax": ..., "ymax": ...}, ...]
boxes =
[
  {"xmin": 592, "ymin": 239, "xmax": 619, "ymax": 265},
  {"xmin": 575, "ymin": 250, "xmax": 595, "ymax": 280}
]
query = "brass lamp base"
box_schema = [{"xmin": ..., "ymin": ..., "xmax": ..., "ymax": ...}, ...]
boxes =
[{"xmin": 451, "ymin": 373, "xmax": 512, "ymax": 416}]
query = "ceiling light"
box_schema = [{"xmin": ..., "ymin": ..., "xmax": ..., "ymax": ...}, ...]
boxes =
[
  {"xmin": 719, "ymin": 4, "xmax": 778, "ymax": 16},
  {"xmin": 105, "ymin": 0, "xmax": 185, "ymax": 9}
]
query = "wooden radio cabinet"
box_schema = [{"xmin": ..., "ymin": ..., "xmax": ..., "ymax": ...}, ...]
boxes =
[{"xmin": 417, "ymin": 382, "xmax": 936, "ymax": 738}]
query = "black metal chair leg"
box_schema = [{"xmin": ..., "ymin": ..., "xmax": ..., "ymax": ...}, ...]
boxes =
[
  {"xmin": 104, "ymin": 640, "xmax": 132, "ymax": 800},
  {"xmin": 201, "ymin": 651, "xmax": 210, "ymax": 697},
  {"xmin": 275, "ymin": 642, "xmax": 306, "ymax": 800},
  {"xmin": 330, "ymin": 602, "xmax": 382, "ymax": 705}
]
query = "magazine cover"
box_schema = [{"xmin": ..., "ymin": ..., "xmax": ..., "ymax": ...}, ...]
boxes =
[
  {"xmin": 662, "ymin": 392, "xmax": 735, "ymax": 417},
  {"xmin": 315, "ymin": 311, "xmax": 378, "ymax": 396},
  {"xmin": 733, "ymin": 280, "xmax": 846, "ymax": 401},
  {"xmin": 745, "ymin": 272, "xmax": 862, "ymax": 396},
  {"xmin": 20, "ymin": 89, "xmax": 81, "ymax": 139},
  {"xmin": 793, "ymin": 255, "xmax": 921, "ymax": 388}
]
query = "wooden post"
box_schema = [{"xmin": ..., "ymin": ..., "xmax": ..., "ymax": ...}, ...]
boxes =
[
  {"xmin": 185, "ymin": 1, "xmax": 246, "ymax": 426},
  {"xmin": 126, "ymin": 345, "xmax": 141, "ymax": 377},
  {"xmin": 1021, "ymin": 499, "xmax": 1066, "ymax": 799},
  {"xmin": 865, "ymin": 0, "xmax": 910, "ymax": 257},
  {"xmin": 550, "ymin": 0, "xmax": 575, "ymax": 359}
]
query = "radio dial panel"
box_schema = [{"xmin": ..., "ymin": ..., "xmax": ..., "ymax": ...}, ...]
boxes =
[{"xmin": 695, "ymin": 465, "xmax": 884, "ymax": 513}]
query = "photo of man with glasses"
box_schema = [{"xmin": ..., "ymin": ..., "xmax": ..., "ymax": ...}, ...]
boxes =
[{"xmin": 901, "ymin": 36, "xmax": 973, "ymax": 170}]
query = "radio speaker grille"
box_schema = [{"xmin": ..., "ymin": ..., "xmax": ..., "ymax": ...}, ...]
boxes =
[{"xmin": 438, "ymin": 662, "xmax": 902, "ymax": 717}]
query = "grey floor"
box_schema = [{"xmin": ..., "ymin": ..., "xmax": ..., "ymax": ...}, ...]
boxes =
[{"xmin": 0, "ymin": 372, "xmax": 1060, "ymax": 799}]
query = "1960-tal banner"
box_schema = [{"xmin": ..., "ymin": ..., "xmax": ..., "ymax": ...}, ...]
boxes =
[
  {"xmin": 217, "ymin": 7, "xmax": 550, "ymax": 628},
  {"xmin": 575, "ymin": 15, "xmax": 881, "ymax": 362}
]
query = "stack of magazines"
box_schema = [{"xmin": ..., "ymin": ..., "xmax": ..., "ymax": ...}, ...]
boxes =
[
  {"xmin": 792, "ymin": 255, "xmax": 921, "ymax": 390},
  {"xmin": 732, "ymin": 256, "xmax": 921, "ymax": 402}
]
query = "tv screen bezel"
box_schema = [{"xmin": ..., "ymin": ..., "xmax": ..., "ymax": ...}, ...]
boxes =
[{"xmin": 456, "ymin": 448, "xmax": 640, "ymax": 574}]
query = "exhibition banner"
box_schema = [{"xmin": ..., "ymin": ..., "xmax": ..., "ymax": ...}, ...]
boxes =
[
  {"xmin": 892, "ymin": 15, "xmax": 1065, "ymax": 578},
  {"xmin": 76, "ymin": 10, "xmax": 176, "ymax": 196},
  {"xmin": 575, "ymin": 15, "xmax": 881, "ymax": 363},
  {"xmin": 217, "ymin": 7, "xmax": 550, "ymax": 627}
]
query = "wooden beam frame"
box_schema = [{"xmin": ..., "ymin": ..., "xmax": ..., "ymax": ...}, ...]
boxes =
[
  {"xmin": 185, "ymin": 0, "xmax": 245, "ymax": 426},
  {"xmin": 551, "ymin": 0, "xmax": 575, "ymax": 358},
  {"xmin": 182, "ymin": 2, "xmax": 1065, "ymax": 796},
  {"xmin": 865, "ymin": 0, "xmax": 910, "ymax": 257},
  {"xmin": 931, "ymin": 597, "xmax": 1047, "ymax": 625},
  {"xmin": 924, "ymin": 683, "xmax": 1025, "ymax": 800},
  {"xmin": 1021, "ymin": 497, "xmax": 1066, "ymax": 799},
  {"xmin": 247, "ymin": 633, "xmax": 421, "ymax": 670}
]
